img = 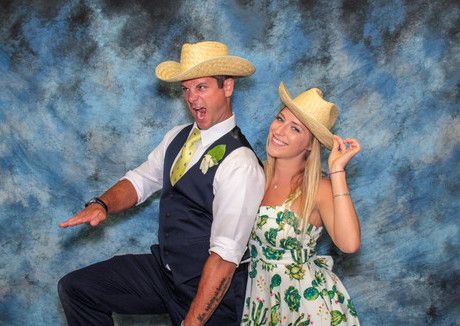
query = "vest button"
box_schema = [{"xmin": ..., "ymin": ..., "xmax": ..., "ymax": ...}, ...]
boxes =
[{"xmin": 166, "ymin": 213, "xmax": 171, "ymax": 217}]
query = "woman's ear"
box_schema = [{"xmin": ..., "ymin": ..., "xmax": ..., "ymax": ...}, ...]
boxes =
[{"xmin": 304, "ymin": 148, "xmax": 311, "ymax": 160}]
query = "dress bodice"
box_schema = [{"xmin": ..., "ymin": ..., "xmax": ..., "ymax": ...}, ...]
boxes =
[
  {"xmin": 243, "ymin": 192, "xmax": 360, "ymax": 325},
  {"xmin": 249, "ymin": 193, "xmax": 324, "ymax": 268}
]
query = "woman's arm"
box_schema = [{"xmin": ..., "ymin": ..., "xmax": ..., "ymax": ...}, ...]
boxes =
[{"xmin": 318, "ymin": 135, "xmax": 361, "ymax": 253}]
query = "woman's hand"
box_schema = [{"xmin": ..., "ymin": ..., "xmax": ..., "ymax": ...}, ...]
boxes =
[{"xmin": 328, "ymin": 135, "xmax": 361, "ymax": 171}]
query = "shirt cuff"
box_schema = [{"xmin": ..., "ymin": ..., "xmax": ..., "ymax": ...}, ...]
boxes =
[
  {"xmin": 120, "ymin": 172, "xmax": 144, "ymax": 205},
  {"xmin": 209, "ymin": 236, "xmax": 246, "ymax": 266}
]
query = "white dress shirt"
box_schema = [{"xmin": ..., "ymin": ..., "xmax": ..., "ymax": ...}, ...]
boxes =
[{"xmin": 123, "ymin": 115, "xmax": 265, "ymax": 265}]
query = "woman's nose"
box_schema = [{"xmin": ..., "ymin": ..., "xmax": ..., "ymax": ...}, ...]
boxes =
[{"xmin": 274, "ymin": 123, "xmax": 286, "ymax": 136}]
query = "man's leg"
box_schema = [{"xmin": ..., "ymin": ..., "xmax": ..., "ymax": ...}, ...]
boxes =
[{"xmin": 58, "ymin": 254, "xmax": 172, "ymax": 326}]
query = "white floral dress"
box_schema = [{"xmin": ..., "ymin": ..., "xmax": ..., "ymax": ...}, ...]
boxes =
[{"xmin": 242, "ymin": 196, "xmax": 359, "ymax": 326}]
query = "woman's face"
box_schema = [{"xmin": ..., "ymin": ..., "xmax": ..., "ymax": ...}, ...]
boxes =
[{"xmin": 267, "ymin": 107, "xmax": 313, "ymax": 160}]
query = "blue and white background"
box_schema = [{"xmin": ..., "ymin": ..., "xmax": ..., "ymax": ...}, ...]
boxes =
[{"xmin": 1, "ymin": 0, "xmax": 458, "ymax": 325}]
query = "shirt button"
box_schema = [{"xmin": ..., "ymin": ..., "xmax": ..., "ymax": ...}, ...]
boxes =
[{"xmin": 166, "ymin": 213, "xmax": 170, "ymax": 217}]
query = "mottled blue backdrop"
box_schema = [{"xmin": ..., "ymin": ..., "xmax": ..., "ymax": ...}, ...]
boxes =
[{"xmin": 0, "ymin": 0, "xmax": 458, "ymax": 325}]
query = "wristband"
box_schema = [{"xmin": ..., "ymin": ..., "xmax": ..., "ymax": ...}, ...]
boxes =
[
  {"xmin": 328, "ymin": 170, "xmax": 345, "ymax": 176},
  {"xmin": 333, "ymin": 192, "xmax": 350, "ymax": 198},
  {"xmin": 85, "ymin": 197, "xmax": 108, "ymax": 213}
]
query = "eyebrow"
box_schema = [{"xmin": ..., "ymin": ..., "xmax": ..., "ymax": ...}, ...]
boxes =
[
  {"xmin": 181, "ymin": 82, "xmax": 208, "ymax": 89},
  {"xmin": 279, "ymin": 111, "xmax": 303, "ymax": 127}
]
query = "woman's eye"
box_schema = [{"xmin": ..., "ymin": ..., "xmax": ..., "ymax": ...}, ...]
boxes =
[
  {"xmin": 292, "ymin": 127, "xmax": 300, "ymax": 133},
  {"xmin": 276, "ymin": 116, "xmax": 283, "ymax": 121}
]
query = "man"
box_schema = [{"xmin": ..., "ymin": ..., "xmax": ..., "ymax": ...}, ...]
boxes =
[{"xmin": 58, "ymin": 41, "xmax": 265, "ymax": 326}]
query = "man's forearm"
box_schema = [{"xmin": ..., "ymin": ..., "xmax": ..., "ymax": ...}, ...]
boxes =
[
  {"xmin": 99, "ymin": 179, "xmax": 138, "ymax": 214},
  {"xmin": 184, "ymin": 252, "xmax": 236, "ymax": 326}
]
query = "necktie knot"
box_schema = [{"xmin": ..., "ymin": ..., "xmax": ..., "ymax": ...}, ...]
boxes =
[{"xmin": 188, "ymin": 128, "xmax": 201, "ymax": 144}]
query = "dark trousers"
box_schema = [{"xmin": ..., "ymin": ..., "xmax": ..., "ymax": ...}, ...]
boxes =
[{"xmin": 58, "ymin": 246, "xmax": 248, "ymax": 326}]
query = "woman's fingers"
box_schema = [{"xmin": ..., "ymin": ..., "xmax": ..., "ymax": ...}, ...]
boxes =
[
  {"xmin": 333, "ymin": 135, "xmax": 344, "ymax": 151},
  {"xmin": 332, "ymin": 135, "xmax": 340, "ymax": 152},
  {"xmin": 338, "ymin": 136, "xmax": 346, "ymax": 152},
  {"xmin": 344, "ymin": 138, "xmax": 361, "ymax": 154}
]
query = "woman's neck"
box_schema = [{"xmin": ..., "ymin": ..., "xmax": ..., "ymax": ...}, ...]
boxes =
[{"xmin": 270, "ymin": 158, "xmax": 304, "ymax": 189}]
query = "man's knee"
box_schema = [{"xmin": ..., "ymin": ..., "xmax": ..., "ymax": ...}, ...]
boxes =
[
  {"xmin": 58, "ymin": 272, "xmax": 75, "ymax": 302},
  {"xmin": 58, "ymin": 269, "xmax": 88, "ymax": 303}
]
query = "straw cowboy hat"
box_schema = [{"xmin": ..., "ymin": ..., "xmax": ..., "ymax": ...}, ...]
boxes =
[
  {"xmin": 155, "ymin": 41, "xmax": 255, "ymax": 82},
  {"xmin": 278, "ymin": 82, "xmax": 339, "ymax": 150}
]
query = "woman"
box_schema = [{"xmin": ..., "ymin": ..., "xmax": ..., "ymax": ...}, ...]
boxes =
[{"xmin": 242, "ymin": 82, "xmax": 361, "ymax": 325}]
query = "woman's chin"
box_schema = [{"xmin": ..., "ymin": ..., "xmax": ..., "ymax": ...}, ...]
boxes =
[{"xmin": 267, "ymin": 147, "xmax": 284, "ymax": 159}]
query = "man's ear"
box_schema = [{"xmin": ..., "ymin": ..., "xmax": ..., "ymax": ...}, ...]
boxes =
[{"xmin": 223, "ymin": 78, "xmax": 234, "ymax": 98}]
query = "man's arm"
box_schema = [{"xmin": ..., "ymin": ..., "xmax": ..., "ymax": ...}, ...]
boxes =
[
  {"xmin": 184, "ymin": 253, "xmax": 236, "ymax": 325},
  {"xmin": 59, "ymin": 179, "xmax": 138, "ymax": 227},
  {"xmin": 183, "ymin": 148, "xmax": 265, "ymax": 325},
  {"xmin": 59, "ymin": 125, "xmax": 188, "ymax": 228}
]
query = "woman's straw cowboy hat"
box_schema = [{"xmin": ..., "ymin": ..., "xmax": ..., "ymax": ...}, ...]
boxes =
[
  {"xmin": 155, "ymin": 41, "xmax": 255, "ymax": 82},
  {"xmin": 278, "ymin": 82, "xmax": 338, "ymax": 150}
]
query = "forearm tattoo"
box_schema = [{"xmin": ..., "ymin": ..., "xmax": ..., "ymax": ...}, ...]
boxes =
[{"xmin": 196, "ymin": 277, "xmax": 232, "ymax": 323}]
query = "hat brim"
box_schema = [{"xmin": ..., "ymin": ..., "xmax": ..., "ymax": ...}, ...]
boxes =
[
  {"xmin": 155, "ymin": 56, "xmax": 255, "ymax": 82},
  {"xmin": 279, "ymin": 82, "xmax": 335, "ymax": 150}
]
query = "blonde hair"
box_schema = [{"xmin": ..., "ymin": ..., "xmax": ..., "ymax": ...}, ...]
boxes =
[{"xmin": 264, "ymin": 137, "xmax": 322, "ymax": 231}]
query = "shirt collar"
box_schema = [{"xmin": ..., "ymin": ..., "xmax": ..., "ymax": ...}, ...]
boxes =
[{"xmin": 193, "ymin": 115, "xmax": 236, "ymax": 147}]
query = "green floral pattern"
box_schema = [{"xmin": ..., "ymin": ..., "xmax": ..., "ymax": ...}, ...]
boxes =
[
  {"xmin": 264, "ymin": 228, "xmax": 279, "ymax": 247},
  {"xmin": 280, "ymin": 236, "xmax": 301, "ymax": 250},
  {"xmin": 242, "ymin": 201, "xmax": 360, "ymax": 325},
  {"xmin": 285, "ymin": 263, "xmax": 305, "ymax": 280},
  {"xmin": 284, "ymin": 286, "xmax": 301, "ymax": 312}
]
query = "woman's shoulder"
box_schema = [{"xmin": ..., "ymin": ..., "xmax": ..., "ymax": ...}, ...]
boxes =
[
  {"xmin": 317, "ymin": 177, "xmax": 333, "ymax": 202},
  {"xmin": 319, "ymin": 176, "xmax": 332, "ymax": 191}
]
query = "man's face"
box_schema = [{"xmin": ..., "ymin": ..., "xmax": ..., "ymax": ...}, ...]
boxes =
[{"xmin": 181, "ymin": 77, "xmax": 234, "ymax": 130}]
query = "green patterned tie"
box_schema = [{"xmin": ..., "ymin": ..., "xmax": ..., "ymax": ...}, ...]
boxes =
[{"xmin": 170, "ymin": 128, "xmax": 201, "ymax": 186}]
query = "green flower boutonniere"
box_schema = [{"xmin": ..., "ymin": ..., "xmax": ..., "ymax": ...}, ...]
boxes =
[{"xmin": 200, "ymin": 144, "xmax": 226, "ymax": 174}]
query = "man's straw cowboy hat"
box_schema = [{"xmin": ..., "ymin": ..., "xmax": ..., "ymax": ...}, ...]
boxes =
[
  {"xmin": 278, "ymin": 82, "xmax": 338, "ymax": 150},
  {"xmin": 155, "ymin": 41, "xmax": 255, "ymax": 82}
]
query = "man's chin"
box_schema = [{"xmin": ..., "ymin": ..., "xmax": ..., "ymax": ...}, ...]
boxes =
[{"xmin": 195, "ymin": 120, "xmax": 211, "ymax": 130}]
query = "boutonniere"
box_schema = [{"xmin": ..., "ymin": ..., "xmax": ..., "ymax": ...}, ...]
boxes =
[{"xmin": 200, "ymin": 144, "xmax": 226, "ymax": 174}]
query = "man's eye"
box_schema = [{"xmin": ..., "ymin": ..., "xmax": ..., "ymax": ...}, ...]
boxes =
[
  {"xmin": 292, "ymin": 127, "xmax": 300, "ymax": 133},
  {"xmin": 181, "ymin": 87, "xmax": 188, "ymax": 92},
  {"xmin": 276, "ymin": 116, "xmax": 283, "ymax": 121}
]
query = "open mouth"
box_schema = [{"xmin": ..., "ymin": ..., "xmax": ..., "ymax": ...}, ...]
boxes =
[
  {"xmin": 193, "ymin": 107, "xmax": 207, "ymax": 121},
  {"xmin": 271, "ymin": 135, "xmax": 287, "ymax": 146}
]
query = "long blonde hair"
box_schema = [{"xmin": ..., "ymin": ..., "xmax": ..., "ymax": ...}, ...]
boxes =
[{"xmin": 264, "ymin": 137, "xmax": 322, "ymax": 231}]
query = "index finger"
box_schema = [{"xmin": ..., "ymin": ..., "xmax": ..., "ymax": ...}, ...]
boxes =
[
  {"xmin": 59, "ymin": 211, "xmax": 91, "ymax": 228},
  {"xmin": 344, "ymin": 138, "xmax": 361, "ymax": 151}
]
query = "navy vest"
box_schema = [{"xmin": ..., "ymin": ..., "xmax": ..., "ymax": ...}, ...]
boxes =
[{"xmin": 157, "ymin": 124, "xmax": 257, "ymax": 285}]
